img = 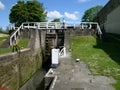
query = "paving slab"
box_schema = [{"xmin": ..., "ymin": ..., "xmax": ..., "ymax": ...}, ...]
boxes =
[{"xmin": 52, "ymin": 52, "xmax": 116, "ymax": 90}]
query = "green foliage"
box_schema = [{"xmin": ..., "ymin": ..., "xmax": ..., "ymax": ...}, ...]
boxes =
[
  {"xmin": 51, "ymin": 18, "xmax": 60, "ymax": 22},
  {"xmin": 0, "ymin": 38, "xmax": 29, "ymax": 54},
  {"xmin": 26, "ymin": 1, "xmax": 47, "ymax": 22},
  {"xmin": 0, "ymin": 48, "xmax": 12, "ymax": 54},
  {"xmin": 0, "ymin": 37, "xmax": 8, "ymax": 45},
  {"xmin": 71, "ymin": 36, "xmax": 120, "ymax": 90},
  {"xmin": 17, "ymin": 38, "xmax": 29, "ymax": 48},
  {"xmin": 9, "ymin": 0, "xmax": 47, "ymax": 26},
  {"xmin": 82, "ymin": 5, "xmax": 103, "ymax": 22},
  {"xmin": 0, "ymin": 37, "xmax": 10, "ymax": 54}
]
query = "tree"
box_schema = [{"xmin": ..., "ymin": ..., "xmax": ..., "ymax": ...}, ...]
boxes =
[
  {"xmin": 26, "ymin": 1, "xmax": 47, "ymax": 22},
  {"xmin": 9, "ymin": 1, "xmax": 27, "ymax": 26},
  {"xmin": 9, "ymin": 0, "xmax": 47, "ymax": 26},
  {"xmin": 82, "ymin": 5, "xmax": 103, "ymax": 22},
  {"xmin": 51, "ymin": 18, "xmax": 60, "ymax": 22}
]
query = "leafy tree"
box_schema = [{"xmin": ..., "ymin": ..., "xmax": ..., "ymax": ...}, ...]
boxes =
[
  {"xmin": 9, "ymin": 0, "xmax": 47, "ymax": 26},
  {"xmin": 26, "ymin": 0, "xmax": 47, "ymax": 22},
  {"xmin": 9, "ymin": 1, "xmax": 27, "ymax": 26},
  {"xmin": 82, "ymin": 5, "xmax": 103, "ymax": 22},
  {"xmin": 51, "ymin": 18, "xmax": 60, "ymax": 22}
]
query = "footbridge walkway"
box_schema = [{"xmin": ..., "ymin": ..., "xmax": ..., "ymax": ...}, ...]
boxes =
[{"xmin": 9, "ymin": 22, "xmax": 102, "ymax": 46}]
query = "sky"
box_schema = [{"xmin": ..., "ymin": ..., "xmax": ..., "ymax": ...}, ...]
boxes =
[{"xmin": 0, "ymin": 0, "xmax": 109, "ymax": 29}]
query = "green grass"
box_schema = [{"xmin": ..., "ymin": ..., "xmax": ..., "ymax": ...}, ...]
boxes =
[
  {"xmin": 17, "ymin": 38, "xmax": 29, "ymax": 49},
  {"xmin": 0, "ymin": 37, "xmax": 8, "ymax": 45},
  {"xmin": 70, "ymin": 36, "xmax": 120, "ymax": 90},
  {"xmin": 0, "ymin": 38, "xmax": 29, "ymax": 54},
  {"xmin": 0, "ymin": 37, "xmax": 12, "ymax": 54},
  {"xmin": 0, "ymin": 48, "xmax": 12, "ymax": 54}
]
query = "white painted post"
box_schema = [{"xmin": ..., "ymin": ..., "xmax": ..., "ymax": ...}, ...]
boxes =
[
  {"xmin": 10, "ymin": 37, "xmax": 12, "ymax": 46},
  {"xmin": 14, "ymin": 34, "xmax": 16, "ymax": 41},
  {"xmin": 74, "ymin": 24, "xmax": 75, "ymax": 29},
  {"xmin": 55, "ymin": 22, "xmax": 57, "ymax": 29},
  {"xmin": 81, "ymin": 23, "xmax": 84, "ymax": 29},
  {"xmin": 34, "ymin": 23, "xmax": 35, "ymax": 28},
  {"xmin": 21, "ymin": 24, "xmax": 24, "ymax": 29},
  {"xmin": 13, "ymin": 24, "xmax": 15, "ymax": 30},
  {"xmin": 89, "ymin": 24, "xmax": 92, "ymax": 29},
  {"xmin": 37, "ymin": 23, "xmax": 39, "ymax": 29},
  {"xmin": 63, "ymin": 47, "xmax": 66, "ymax": 56},
  {"xmin": 18, "ymin": 30, "xmax": 20, "ymax": 36},
  {"xmin": 97, "ymin": 24, "xmax": 102, "ymax": 39},
  {"xmin": 46, "ymin": 22, "xmax": 48, "ymax": 29},
  {"xmin": 28, "ymin": 23, "xmax": 29, "ymax": 29}
]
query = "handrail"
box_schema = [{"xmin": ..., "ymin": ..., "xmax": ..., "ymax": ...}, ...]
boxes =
[
  {"xmin": 9, "ymin": 22, "xmax": 66, "ymax": 46},
  {"xmin": 59, "ymin": 46, "xmax": 66, "ymax": 56},
  {"xmin": 22, "ymin": 22, "xmax": 65, "ymax": 29},
  {"xmin": 80, "ymin": 22, "xmax": 102, "ymax": 38},
  {"xmin": 97, "ymin": 23, "xmax": 102, "ymax": 39},
  {"xmin": 9, "ymin": 24, "xmax": 23, "ymax": 46},
  {"xmin": 9, "ymin": 21, "xmax": 102, "ymax": 46}
]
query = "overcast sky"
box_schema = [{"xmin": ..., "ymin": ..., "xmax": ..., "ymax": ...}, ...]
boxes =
[{"xmin": 0, "ymin": 0, "xmax": 109, "ymax": 29}]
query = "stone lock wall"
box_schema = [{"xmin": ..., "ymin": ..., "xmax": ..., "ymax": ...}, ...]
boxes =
[
  {"xmin": 0, "ymin": 29, "xmax": 43, "ymax": 90},
  {"xmin": 0, "ymin": 48, "xmax": 42, "ymax": 90}
]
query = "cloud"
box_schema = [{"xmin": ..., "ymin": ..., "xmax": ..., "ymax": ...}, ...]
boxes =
[
  {"xmin": 78, "ymin": 0, "xmax": 90, "ymax": 3},
  {"xmin": 47, "ymin": 10, "xmax": 80, "ymax": 21},
  {"xmin": 64, "ymin": 12, "xmax": 79, "ymax": 20},
  {"xmin": 47, "ymin": 10, "xmax": 63, "ymax": 18},
  {"xmin": 74, "ymin": 11, "xmax": 79, "ymax": 14},
  {"xmin": 0, "ymin": 1, "xmax": 5, "ymax": 10}
]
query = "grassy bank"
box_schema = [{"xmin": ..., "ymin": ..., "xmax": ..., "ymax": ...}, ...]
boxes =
[
  {"xmin": 0, "ymin": 37, "xmax": 8, "ymax": 45},
  {"xmin": 70, "ymin": 36, "xmax": 120, "ymax": 90},
  {"xmin": 0, "ymin": 38, "xmax": 29, "ymax": 54},
  {"xmin": 17, "ymin": 38, "xmax": 29, "ymax": 48},
  {"xmin": 0, "ymin": 36, "xmax": 12, "ymax": 54}
]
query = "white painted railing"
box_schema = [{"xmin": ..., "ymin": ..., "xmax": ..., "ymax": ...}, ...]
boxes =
[
  {"xmin": 59, "ymin": 46, "xmax": 66, "ymax": 57},
  {"xmin": 67, "ymin": 23, "xmax": 80, "ymax": 29},
  {"xmin": 9, "ymin": 22, "xmax": 67, "ymax": 46},
  {"xmin": 9, "ymin": 24, "xmax": 23, "ymax": 46},
  {"xmin": 9, "ymin": 22, "xmax": 102, "ymax": 46},
  {"xmin": 22, "ymin": 22, "xmax": 66, "ymax": 29},
  {"xmin": 9, "ymin": 23, "xmax": 15, "ymax": 30},
  {"xmin": 80, "ymin": 22, "xmax": 102, "ymax": 38}
]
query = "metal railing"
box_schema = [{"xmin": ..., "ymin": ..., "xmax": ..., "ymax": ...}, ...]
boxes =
[
  {"xmin": 80, "ymin": 22, "xmax": 102, "ymax": 38},
  {"xmin": 9, "ymin": 22, "xmax": 102, "ymax": 46},
  {"xmin": 59, "ymin": 46, "xmax": 66, "ymax": 57},
  {"xmin": 22, "ymin": 22, "xmax": 66, "ymax": 29},
  {"xmin": 9, "ymin": 22, "xmax": 67, "ymax": 46},
  {"xmin": 9, "ymin": 24, "xmax": 23, "ymax": 46}
]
